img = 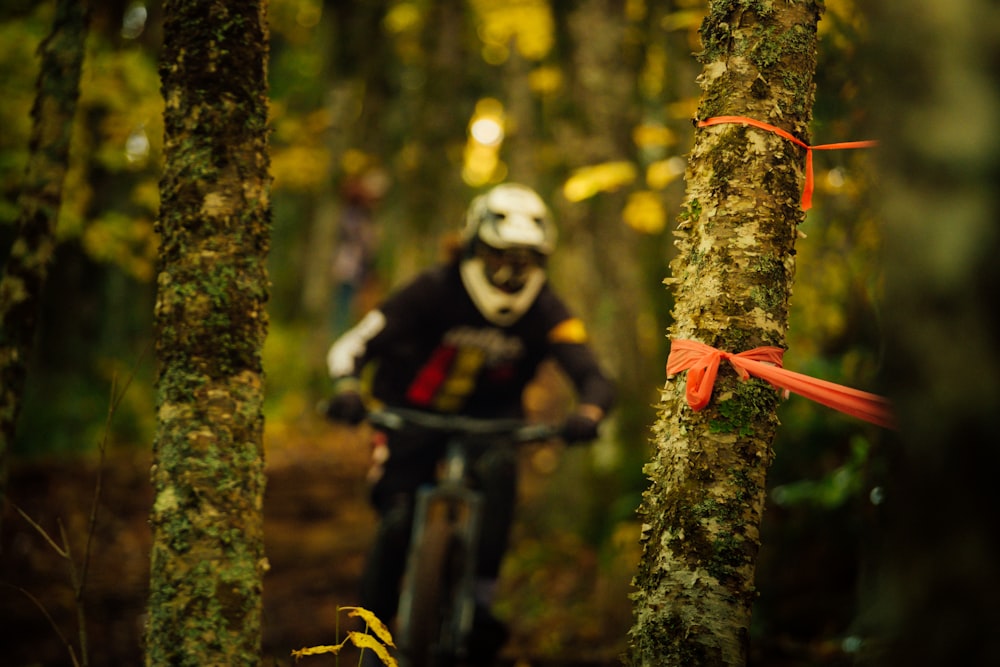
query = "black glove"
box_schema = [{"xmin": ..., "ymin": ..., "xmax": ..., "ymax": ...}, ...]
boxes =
[
  {"xmin": 324, "ymin": 390, "xmax": 367, "ymax": 425},
  {"xmin": 561, "ymin": 412, "xmax": 600, "ymax": 444}
]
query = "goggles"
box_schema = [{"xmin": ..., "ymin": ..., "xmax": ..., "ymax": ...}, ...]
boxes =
[{"xmin": 474, "ymin": 244, "xmax": 546, "ymax": 294}]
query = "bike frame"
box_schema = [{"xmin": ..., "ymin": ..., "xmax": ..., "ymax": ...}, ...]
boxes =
[
  {"xmin": 367, "ymin": 408, "xmax": 558, "ymax": 667},
  {"xmin": 397, "ymin": 437, "xmax": 483, "ymax": 662}
]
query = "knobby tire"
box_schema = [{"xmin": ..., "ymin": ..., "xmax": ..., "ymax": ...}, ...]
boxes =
[{"xmin": 403, "ymin": 507, "xmax": 463, "ymax": 667}]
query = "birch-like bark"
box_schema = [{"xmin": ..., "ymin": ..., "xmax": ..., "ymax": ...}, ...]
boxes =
[
  {"xmin": 146, "ymin": 1, "xmax": 271, "ymax": 664},
  {"xmin": 628, "ymin": 2, "xmax": 823, "ymax": 665}
]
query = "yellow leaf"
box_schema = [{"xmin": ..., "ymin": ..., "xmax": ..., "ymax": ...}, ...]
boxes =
[
  {"xmin": 470, "ymin": 0, "xmax": 554, "ymax": 61},
  {"xmin": 348, "ymin": 632, "xmax": 399, "ymax": 667},
  {"xmin": 660, "ymin": 9, "xmax": 707, "ymax": 32},
  {"xmin": 548, "ymin": 318, "xmax": 589, "ymax": 344},
  {"xmin": 529, "ymin": 66, "xmax": 562, "ymax": 95},
  {"xmin": 633, "ymin": 123, "xmax": 676, "ymax": 149},
  {"xmin": 343, "ymin": 606, "xmax": 397, "ymax": 648},
  {"xmin": 291, "ymin": 643, "xmax": 345, "ymax": 659},
  {"xmin": 646, "ymin": 158, "xmax": 685, "ymax": 190},
  {"xmin": 271, "ymin": 145, "xmax": 332, "ymax": 191},
  {"xmin": 384, "ymin": 3, "xmax": 422, "ymax": 34},
  {"xmin": 563, "ymin": 161, "xmax": 638, "ymax": 202},
  {"xmin": 623, "ymin": 190, "xmax": 666, "ymax": 234}
]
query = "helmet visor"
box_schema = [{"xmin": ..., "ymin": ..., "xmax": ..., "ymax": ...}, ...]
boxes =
[{"xmin": 474, "ymin": 244, "xmax": 545, "ymax": 294}]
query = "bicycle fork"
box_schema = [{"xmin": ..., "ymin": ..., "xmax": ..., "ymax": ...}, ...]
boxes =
[{"xmin": 397, "ymin": 447, "xmax": 484, "ymax": 665}]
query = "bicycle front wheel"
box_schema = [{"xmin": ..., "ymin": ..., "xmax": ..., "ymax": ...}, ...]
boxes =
[{"xmin": 400, "ymin": 505, "xmax": 467, "ymax": 667}]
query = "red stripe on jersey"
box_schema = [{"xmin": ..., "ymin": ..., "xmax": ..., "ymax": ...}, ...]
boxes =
[{"xmin": 406, "ymin": 345, "xmax": 458, "ymax": 406}]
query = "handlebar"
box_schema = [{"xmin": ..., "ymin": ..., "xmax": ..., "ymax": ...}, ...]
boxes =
[{"xmin": 366, "ymin": 407, "xmax": 561, "ymax": 444}]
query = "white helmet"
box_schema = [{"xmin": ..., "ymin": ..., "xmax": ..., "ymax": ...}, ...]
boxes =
[
  {"xmin": 461, "ymin": 182, "xmax": 557, "ymax": 254},
  {"xmin": 459, "ymin": 183, "xmax": 557, "ymax": 326}
]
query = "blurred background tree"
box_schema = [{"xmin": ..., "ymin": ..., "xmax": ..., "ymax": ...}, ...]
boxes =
[
  {"xmin": 866, "ymin": 0, "xmax": 1000, "ymax": 664},
  {"xmin": 0, "ymin": 0, "xmax": 88, "ymax": 532},
  {"xmin": 0, "ymin": 0, "xmax": 897, "ymax": 664}
]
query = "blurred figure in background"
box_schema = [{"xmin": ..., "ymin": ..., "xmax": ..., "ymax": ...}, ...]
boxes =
[{"xmin": 330, "ymin": 169, "xmax": 387, "ymax": 334}]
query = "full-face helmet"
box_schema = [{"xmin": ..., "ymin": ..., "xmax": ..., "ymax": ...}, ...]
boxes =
[{"xmin": 459, "ymin": 183, "xmax": 557, "ymax": 326}]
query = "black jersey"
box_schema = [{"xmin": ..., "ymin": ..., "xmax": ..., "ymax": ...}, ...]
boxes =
[{"xmin": 328, "ymin": 262, "xmax": 615, "ymax": 419}]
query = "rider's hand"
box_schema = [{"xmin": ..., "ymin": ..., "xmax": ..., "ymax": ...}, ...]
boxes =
[
  {"xmin": 324, "ymin": 390, "xmax": 367, "ymax": 425},
  {"xmin": 561, "ymin": 412, "xmax": 600, "ymax": 444}
]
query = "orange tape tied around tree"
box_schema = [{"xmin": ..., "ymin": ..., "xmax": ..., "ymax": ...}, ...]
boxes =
[
  {"xmin": 667, "ymin": 338, "xmax": 895, "ymax": 429},
  {"xmin": 697, "ymin": 116, "xmax": 877, "ymax": 211}
]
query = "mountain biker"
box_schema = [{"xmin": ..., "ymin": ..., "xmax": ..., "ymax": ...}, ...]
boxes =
[{"xmin": 324, "ymin": 182, "xmax": 616, "ymax": 664}]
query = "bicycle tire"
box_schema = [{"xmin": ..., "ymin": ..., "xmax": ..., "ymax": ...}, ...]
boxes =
[{"xmin": 401, "ymin": 505, "xmax": 465, "ymax": 667}]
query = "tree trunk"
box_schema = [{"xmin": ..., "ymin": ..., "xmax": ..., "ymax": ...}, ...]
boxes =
[
  {"xmin": 628, "ymin": 2, "xmax": 823, "ymax": 665},
  {"xmin": 0, "ymin": 0, "xmax": 88, "ymax": 530},
  {"xmin": 557, "ymin": 0, "xmax": 656, "ymax": 443},
  {"xmin": 868, "ymin": 0, "xmax": 1000, "ymax": 664},
  {"xmin": 398, "ymin": 0, "xmax": 469, "ymax": 247},
  {"xmin": 146, "ymin": 1, "xmax": 271, "ymax": 665}
]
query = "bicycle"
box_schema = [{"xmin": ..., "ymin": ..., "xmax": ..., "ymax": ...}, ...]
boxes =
[{"xmin": 365, "ymin": 407, "xmax": 561, "ymax": 667}]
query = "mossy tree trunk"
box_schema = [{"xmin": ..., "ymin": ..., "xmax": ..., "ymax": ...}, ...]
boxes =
[
  {"xmin": 628, "ymin": 2, "xmax": 823, "ymax": 665},
  {"xmin": 146, "ymin": 1, "xmax": 271, "ymax": 665},
  {"xmin": 0, "ymin": 0, "xmax": 88, "ymax": 531}
]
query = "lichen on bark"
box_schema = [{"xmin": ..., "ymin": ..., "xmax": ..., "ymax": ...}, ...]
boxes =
[
  {"xmin": 146, "ymin": 1, "xmax": 272, "ymax": 665},
  {"xmin": 628, "ymin": 1, "xmax": 824, "ymax": 665}
]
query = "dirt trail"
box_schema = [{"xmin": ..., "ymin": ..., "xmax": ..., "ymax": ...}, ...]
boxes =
[
  {"xmin": 0, "ymin": 418, "xmax": 628, "ymax": 666},
  {"xmin": 0, "ymin": 421, "xmax": 376, "ymax": 666}
]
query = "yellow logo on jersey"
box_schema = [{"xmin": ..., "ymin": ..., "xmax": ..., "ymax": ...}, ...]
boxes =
[{"xmin": 548, "ymin": 318, "xmax": 589, "ymax": 344}]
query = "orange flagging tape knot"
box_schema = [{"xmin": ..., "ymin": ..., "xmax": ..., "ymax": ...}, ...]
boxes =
[
  {"xmin": 667, "ymin": 338, "xmax": 895, "ymax": 429},
  {"xmin": 697, "ymin": 116, "xmax": 878, "ymax": 211}
]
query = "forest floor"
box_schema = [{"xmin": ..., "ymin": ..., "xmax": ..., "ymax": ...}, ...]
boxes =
[{"xmin": 0, "ymin": 414, "xmax": 631, "ymax": 667}]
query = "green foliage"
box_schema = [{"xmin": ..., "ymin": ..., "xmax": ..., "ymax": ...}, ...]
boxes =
[
  {"xmin": 81, "ymin": 211, "xmax": 157, "ymax": 281},
  {"xmin": 61, "ymin": 26, "xmax": 163, "ymax": 250},
  {"xmin": 261, "ymin": 321, "xmax": 327, "ymax": 423},
  {"xmin": 0, "ymin": 7, "xmax": 48, "ymax": 225},
  {"xmin": 16, "ymin": 348, "xmax": 155, "ymax": 457},
  {"xmin": 771, "ymin": 435, "xmax": 871, "ymax": 509},
  {"xmin": 2, "ymin": 6, "xmax": 161, "ymax": 456}
]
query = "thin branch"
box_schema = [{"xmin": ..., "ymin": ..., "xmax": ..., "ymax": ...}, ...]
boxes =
[
  {"xmin": 8, "ymin": 345, "xmax": 147, "ymax": 667},
  {"xmin": 76, "ymin": 345, "xmax": 147, "ymax": 667},
  {"xmin": 59, "ymin": 518, "xmax": 89, "ymax": 667},
  {"xmin": 0, "ymin": 582, "xmax": 82, "ymax": 667},
  {"xmin": 13, "ymin": 504, "xmax": 68, "ymax": 558}
]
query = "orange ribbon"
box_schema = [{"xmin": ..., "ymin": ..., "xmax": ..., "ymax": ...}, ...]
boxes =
[
  {"xmin": 697, "ymin": 116, "xmax": 878, "ymax": 211},
  {"xmin": 667, "ymin": 338, "xmax": 895, "ymax": 429}
]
